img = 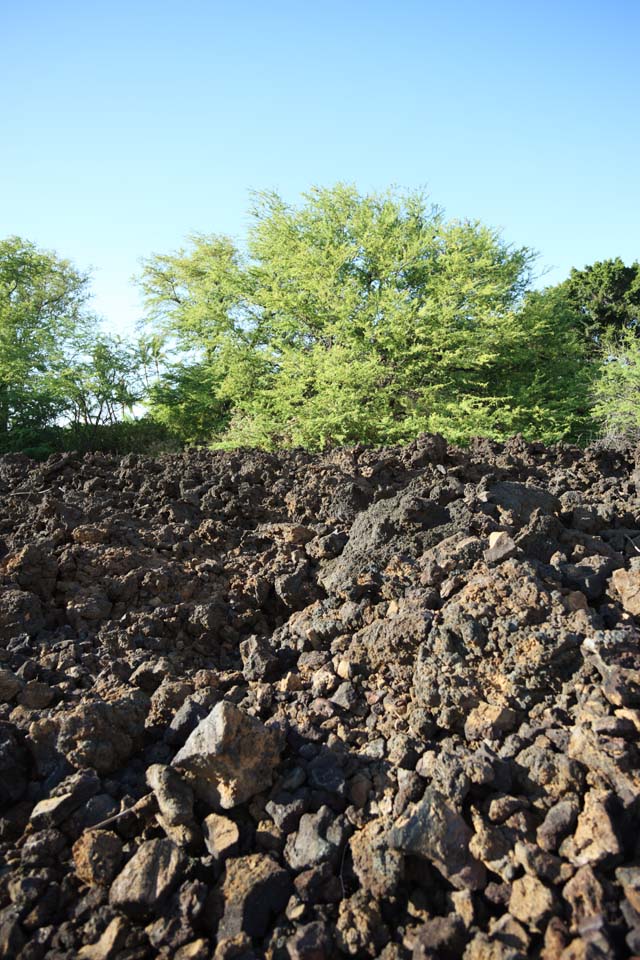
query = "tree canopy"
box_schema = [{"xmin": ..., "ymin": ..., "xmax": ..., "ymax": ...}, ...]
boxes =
[
  {"xmin": 562, "ymin": 257, "xmax": 640, "ymax": 338},
  {"xmin": 0, "ymin": 236, "xmax": 90, "ymax": 438},
  {"xmin": 0, "ymin": 238, "xmax": 159, "ymax": 456},
  {"xmin": 141, "ymin": 184, "xmax": 595, "ymax": 447},
  {"xmin": 3, "ymin": 189, "xmax": 640, "ymax": 457}
]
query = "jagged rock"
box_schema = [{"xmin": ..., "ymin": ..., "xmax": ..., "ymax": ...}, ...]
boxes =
[
  {"xmin": 335, "ymin": 891, "xmax": 389, "ymax": 957},
  {"xmin": 286, "ymin": 921, "xmax": 333, "ymax": 960},
  {"xmin": 485, "ymin": 531, "xmax": 518, "ymax": 564},
  {"xmin": 3, "ymin": 438, "xmax": 640, "ymax": 956},
  {"xmin": 239, "ymin": 635, "xmax": 279, "ymax": 681},
  {"xmin": 0, "ymin": 907, "xmax": 24, "ymax": 960},
  {"xmin": 616, "ymin": 865, "xmax": 640, "ymax": 912},
  {"xmin": 0, "ymin": 588, "xmax": 43, "ymax": 639},
  {"xmin": 77, "ymin": 916, "xmax": 130, "ymax": 959},
  {"xmin": 537, "ymin": 798, "xmax": 580, "ymax": 852},
  {"xmin": 73, "ymin": 829, "xmax": 124, "ymax": 886},
  {"xmin": 610, "ymin": 567, "xmax": 640, "ymax": 615},
  {"xmin": 486, "ymin": 481, "xmax": 560, "ymax": 521},
  {"xmin": 30, "ymin": 768, "xmax": 100, "ymax": 829},
  {"xmin": 390, "ymin": 788, "xmax": 486, "ymax": 891},
  {"xmin": 567, "ymin": 725, "xmax": 639, "ymax": 806},
  {"xmin": 172, "ymin": 701, "xmax": 282, "ymax": 808},
  {"xmin": 464, "ymin": 703, "xmax": 517, "ymax": 741},
  {"xmin": 18, "ymin": 679, "xmax": 55, "ymax": 709},
  {"xmin": 559, "ymin": 790, "xmax": 622, "ymax": 867},
  {"xmin": 463, "ymin": 931, "xmax": 526, "ymax": 959},
  {"xmin": 109, "ymin": 838, "xmax": 186, "ymax": 919},
  {"xmin": 203, "ymin": 812, "xmax": 240, "ymax": 861},
  {"xmin": 0, "ymin": 669, "xmax": 22, "ymax": 703},
  {"xmin": 562, "ymin": 866, "xmax": 605, "ymax": 933},
  {"xmin": 0, "ymin": 722, "xmax": 28, "ymax": 806},
  {"xmin": 56, "ymin": 692, "xmax": 149, "ymax": 774},
  {"xmin": 350, "ymin": 819, "xmax": 404, "ymax": 898},
  {"xmin": 509, "ymin": 874, "xmax": 557, "ymax": 930},
  {"xmin": 412, "ymin": 915, "xmax": 468, "ymax": 959},
  {"xmin": 218, "ymin": 854, "xmax": 291, "ymax": 939},
  {"xmin": 285, "ymin": 806, "xmax": 350, "ymax": 871},
  {"xmin": 146, "ymin": 763, "xmax": 195, "ymax": 826}
]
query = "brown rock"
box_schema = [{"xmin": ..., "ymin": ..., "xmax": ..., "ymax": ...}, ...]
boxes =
[
  {"xmin": 350, "ymin": 820, "xmax": 403, "ymax": 899},
  {"xmin": 559, "ymin": 791, "xmax": 622, "ymax": 867},
  {"xmin": 73, "ymin": 830, "xmax": 123, "ymax": 886},
  {"xmin": 390, "ymin": 788, "xmax": 486, "ymax": 891},
  {"xmin": 109, "ymin": 838, "xmax": 186, "ymax": 919},
  {"xmin": 212, "ymin": 933, "xmax": 253, "ymax": 959},
  {"xmin": 286, "ymin": 921, "xmax": 333, "ymax": 960},
  {"xmin": 172, "ymin": 701, "xmax": 283, "ymax": 808},
  {"xmin": 485, "ymin": 532, "xmax": 518, "ymax": 564},
  {"xmin": 174, "ymin": 941, "xmax": 210, "ymax": 960},
  {"xmin": 78, "ymin": 916, "xmax": 129, "ymax": 959},
  {"xmin": 616, "ymin": 864, "xmax": 640, "ymax": 912},
  {"xmin": 18, "ymin": 681, "xmax": 54, "ymax": 710},
  {"xmin": 611, "ymin": 568, "xmax": 640, "ymax": 615},
  {"xmin": 412, "ymin": 915, "xmax": 467, "ymax": 959},
  {"xmin": 464, "ymin": 702, "xmax": 517, "ymax": 741},
  {"xmin": 562, "ymin": 866, "xmax": 605, "ymax": 933},
  {"xmin": 218, "ymin": 854, "xmax": 291, "ymax": 939},
  {"xmin": 335, "ymin": 891, "xmax": 388, "ymax": 957},
  {"xmin": 463, "ymin": 931, "xmax": 524, "ymax": 959},
  {"xmin": 541, "ymin": 917, "xmax": 571, "ymax": 960},
  {"xmin": 568, "ymin": 726, "xmax": 639, "ymax": 807},
  {"xmin": 0, "ymin": 669, "xmax": 22, "ymax": 704},
  {"xmin": 0, "ymin": 588, "xmax": 43, "ymax": 639},
  {"xmin": 203, "ymin": 812, "xmax": 240, "ymax": 862},
  {"xmin": 509, "ymin": 874, "xmax": 557, "ymax": 931},
  {"xmin": 145, "ymin": 763, "xmax": 195, "ymax": 826}
]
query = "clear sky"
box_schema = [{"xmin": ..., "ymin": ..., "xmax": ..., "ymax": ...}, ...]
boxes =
[{"xmin": 2, "ymin": 0, "xmax": 638, "ymax": 335}]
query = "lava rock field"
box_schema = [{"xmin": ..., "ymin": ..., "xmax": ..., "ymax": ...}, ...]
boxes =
[{"xmin": 0, "ymin": 434, "xmax": 639, "ymax": 959}]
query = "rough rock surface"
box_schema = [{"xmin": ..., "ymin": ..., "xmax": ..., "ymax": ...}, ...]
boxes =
[{"xmin": 0, "ymin": 435, "xmax": 639, "ymax": 957}]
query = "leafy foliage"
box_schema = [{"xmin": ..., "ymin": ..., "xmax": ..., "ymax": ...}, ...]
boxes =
[
  {"xmin": 561, "ymin": 257, "xmax": 640, "ymax": 339},
  {"xmin": 592, "ymin": 329, "xmax": 640, "ymax": 441},
  {"xmin": 4, "ymin": 193, "xmax": 639, "ymax": 456},
  {"xmin": 0, "ymin": 237, "xmax": 177, "ymax": 456},
  {"xmin": 142, "ymin": 184, "xmax": 592, "ymax": 447},
  {"xmin": 0, "ymin": 236, "xmax": 91, "ymax": 436}
]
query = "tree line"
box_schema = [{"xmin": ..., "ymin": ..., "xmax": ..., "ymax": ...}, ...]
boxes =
[{"xmin": 2, "ymin": 185, "xmax": 639, "ymax": 458}]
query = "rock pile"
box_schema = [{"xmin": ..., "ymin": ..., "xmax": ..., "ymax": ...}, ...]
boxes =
[{"xmin": 0, "ymin": 434, "xmax": 639, "ymax": 958}]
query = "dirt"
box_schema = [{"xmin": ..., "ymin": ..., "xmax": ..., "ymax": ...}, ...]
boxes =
[{"xmin": 0, "ymin": 433, "xmax": 639, "ymax": 958}]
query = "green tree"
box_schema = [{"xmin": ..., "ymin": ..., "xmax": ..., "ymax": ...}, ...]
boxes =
[
  {"xmin": 0, "ymin": 236, "xmax": 91, "ymax": 438},
  {"xmin": 591, "ymin": 330, "xmax": 640, "ymax": 441},
  {"xmin": 57, "ymin": 334, "xmax": 143, "ymax": 433},
  {"xmin": 145, "ymin": 360, "xmax": 229, "ymax": 442},
  {"xmin": 142, "ymin": 184, "xmax": 587, "ymax": 448},
  {"xmin": 562, "ymin": 258, "xmax": 640, "ymax": 339}
]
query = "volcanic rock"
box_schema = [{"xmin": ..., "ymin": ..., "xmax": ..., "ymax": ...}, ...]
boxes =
[
  {"xmin": 109, "ymin": 838, "xmax": 186, "ymax": 919},
  {"xmin": 1, "ymin": 436, "xmax": 640, "ymax": 956},
  {"xmin": 390, "ymin": 787, "xmax": 486, "ymax": 890},
  {"xmin": 172, "ymin": 701, "xmax": 283, "ymax": 808},
  {"xmin": 217, "ymin": 854, "xmax": 291, "ymax": 939}
]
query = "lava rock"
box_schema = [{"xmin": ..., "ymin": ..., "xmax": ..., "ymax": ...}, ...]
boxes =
[
  {"xmin": 109, "ymin": 838, "xmax": 186, "ymax": 919},
  {"xmin": 390, "ymin": 788, "xmax": 486, "ymax": 891},
  {"xmin": 217, "ymin": 854, "xmax": 291, "ymax": 939},
  {"xmin": 173, "ymin": 701, "xmax": 283, "ymax": 808}
]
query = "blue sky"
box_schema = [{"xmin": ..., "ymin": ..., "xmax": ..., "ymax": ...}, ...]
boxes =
[{"xmin": 2, "ymin": 0, "xmax": 638, "ymax": 334}]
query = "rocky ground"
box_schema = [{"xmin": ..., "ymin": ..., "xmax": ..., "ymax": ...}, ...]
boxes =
[{"xmin": 0, "ymin": 434, "xmax": 639, "ymax": 959}]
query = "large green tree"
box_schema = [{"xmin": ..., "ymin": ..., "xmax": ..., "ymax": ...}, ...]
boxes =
[
  {"xmin": 56, "ymin": 334, "xmax": 143, "ymax": 433},
  {"xmin": 140, "ymin": 184, "xmax": 593, "ymax": 447},
  {"xmin": 0, "ymin": 236, "xmax": 91, "ymax": 438},
  {"xmin": 542, "ymin": 257, "xmax": 640, "ymax": 441},
  {"xmin": 592, "ymin": 328, "xmax": 640, "ymax": 441},
  {"xmin": 561, "ymin": 257, "xmax": 640, "ymax": 339}
]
